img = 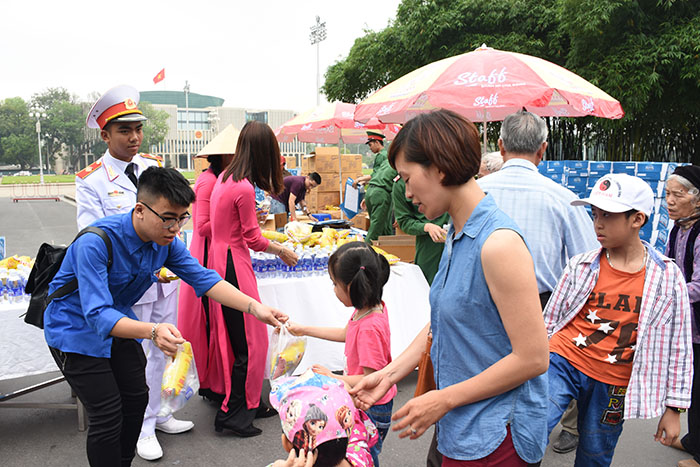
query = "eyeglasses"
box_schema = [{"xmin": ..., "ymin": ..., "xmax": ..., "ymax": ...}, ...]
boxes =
[{"xmin": 140, "ymin": 201, "xmax": 191, "ymax": 230}]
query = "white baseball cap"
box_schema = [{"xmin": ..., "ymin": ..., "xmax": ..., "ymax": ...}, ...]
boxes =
[{"xmin": 571, "ymin": 173, "xmax": 654, "ymax": 217}]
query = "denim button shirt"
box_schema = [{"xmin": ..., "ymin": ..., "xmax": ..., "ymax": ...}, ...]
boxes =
[{"xmin": 430, "ymin": 194, "xmax": 548, "ymax": 462}]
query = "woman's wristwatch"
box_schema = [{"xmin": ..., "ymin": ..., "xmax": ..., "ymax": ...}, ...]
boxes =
[{"xmin": 667, "ymin": 406, "xmax": 687, "ymax": 413}]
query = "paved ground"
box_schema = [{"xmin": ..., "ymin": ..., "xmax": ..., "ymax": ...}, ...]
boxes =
[{"xmin": 0, "ymin": 192, "xmax": 693, "ymax": 466}]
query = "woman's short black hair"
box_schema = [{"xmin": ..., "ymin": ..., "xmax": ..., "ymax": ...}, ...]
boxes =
[
  {"xmin": 388, "ymin": 109, "xmax": 481, "ymax": 185},
  {"xmin": 328, "ymin": 242, "xmax": 390, "ymax": 310},
  {"xmin": 137, "ymin": 167, "xmax": 195, "ymax": 207}
]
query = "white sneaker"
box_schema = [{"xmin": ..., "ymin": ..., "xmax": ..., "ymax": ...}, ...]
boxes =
[
  {"xmin": 137, "ymin": 434, "xmax": 163, "ymax": 461},
  {"xmin": 155, "ymin": 417, "xmax": 194, "ymax": 434}
]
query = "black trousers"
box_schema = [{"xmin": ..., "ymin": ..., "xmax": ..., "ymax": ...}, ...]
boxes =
[
  {"xmin": 49, "ymin": 338, "xmax": 148, "ymax": 467},
  {"xmin": 215, "ymin": 249, "xmax": 257, "ymax": 430},
  {"xmin": 682, "ymin": 343, "xmax": 700, "ymax": 462}
]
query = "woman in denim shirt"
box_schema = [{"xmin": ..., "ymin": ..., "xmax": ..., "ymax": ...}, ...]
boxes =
[{"xmin": 352, "ymin": 110, "xmax": 549, "ymax": 466}]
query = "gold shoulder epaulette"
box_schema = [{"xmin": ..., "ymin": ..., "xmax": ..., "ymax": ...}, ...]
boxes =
[
  {"xmin": 140, "ymin": 153, "xmax": 164, "ymax": 167},
  {"xmin": 76, "ymin": 160, "xmax": 102, "ymax": 179}
]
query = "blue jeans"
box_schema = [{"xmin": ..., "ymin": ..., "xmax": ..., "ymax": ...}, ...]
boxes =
[
  {"xmin": 367, "ymin": 399, "xmax": 393, "ymax": 467},
  {"xmin": 547, "ymin": 353, "xmax": 626, "ymax": 467}
]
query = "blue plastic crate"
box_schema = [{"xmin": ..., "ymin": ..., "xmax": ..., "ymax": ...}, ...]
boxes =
[
  {"xmin": 566, "ymin": 176, "xmax": 588, "ymax": 192},
  {"xmin": 612, "ymin": 162, "xmax": 637, "ymax": 175},
  {"xmin": 644, "ymin": 180, "xmax": 666, "ymax": 198},
  {"xmin": 546, "ymin": 172, "xmax": 567, "ymax": 184},
  {"xmin": 588, "ymin": 162, "xmax": 612, "ymax": 177},
  {"xmin": 545, "ymin": 160, "xmax": 565, "ymax": 173},
  {"xmin": 636, "ymin": 162, "xmax": 673, "ymax": 181}
]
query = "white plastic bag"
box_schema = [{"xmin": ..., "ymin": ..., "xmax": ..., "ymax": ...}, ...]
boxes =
[
  {"xmin": 268, "ymin": 325, "xmax": 307, "ymax": 380},
  {"xmin": 158, "ymin": 341, "xmax": 200, "ymax": 417}
]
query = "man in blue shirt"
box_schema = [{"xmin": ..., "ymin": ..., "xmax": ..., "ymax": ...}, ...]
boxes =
[
  {"xmin": 45, "ymin": 167, "xmax": 287, "ymax": 467},
  {"xmin": 477, "ymin": 110, "xmax": 598, "ymax": 455}
]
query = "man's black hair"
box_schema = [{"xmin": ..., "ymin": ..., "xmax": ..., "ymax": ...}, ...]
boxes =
[
  {"xmin": 137, "ymin": 167, "xmax": 195, "ymax": 207},
  {"xmin": 309, "ymin": 172, "xmax": 322, "ymax": 185}
]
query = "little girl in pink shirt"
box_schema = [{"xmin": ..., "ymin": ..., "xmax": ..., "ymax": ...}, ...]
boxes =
[{"xmin": 287, "ymin": 241, "xmax": 397, "ymax": 466}]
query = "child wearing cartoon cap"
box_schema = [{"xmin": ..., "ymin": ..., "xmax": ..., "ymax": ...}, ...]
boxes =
[
  {"xmin": 543, "ymin": 173, "xmax": 693, "ymax": 466},
  {"xmin": 267, "ymin": 370, "xmax": 378, "ymax": 467}
]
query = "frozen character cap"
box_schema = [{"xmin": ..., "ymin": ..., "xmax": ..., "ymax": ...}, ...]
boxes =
[
  {"xmin": 571, "ymin": 173, "xmax": 654, "ymax": 217},
  {"xmin": 270, "ymin": 370, "xmax": 378, "ymax": 461},
  {"xmin": 86, "ymin": 85, "xmax": 147, "ymax": 129}
]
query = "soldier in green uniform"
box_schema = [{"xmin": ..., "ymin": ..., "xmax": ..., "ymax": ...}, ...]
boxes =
[
  {"xmin": 392, "ymin": 177, "xmax": 449, "ymax": 284},
  {"xmin": 355, "ymin": 131, "xmax": 397, "ymax": 243}
]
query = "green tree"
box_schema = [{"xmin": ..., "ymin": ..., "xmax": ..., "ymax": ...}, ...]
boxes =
[
  {"xmin": 30, "ymin": 88, "xmax": 85, "ymax": 172},
  {"xmin": 138, "ymin": 102, "xmax": 170, "ymax": 153},
  {"xmin": 323, "ymin": 0, "xmax": 700, "ymax": 162},
  {"xmin": 0, "ymin": 97, "xmax": 37, "ymax": 169}
]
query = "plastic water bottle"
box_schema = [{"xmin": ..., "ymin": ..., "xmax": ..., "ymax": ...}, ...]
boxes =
[
  {"xmin": 300, "ymin": 252, "xmax": 312, "ymax": 277},
  {"xmin": 251, "ymin": 253, "xmax": 263, "ymax": 279},
  {"xmin": 315, "ymin": 250, "xmax": 328, "ymax": 276},
  {"xmin": 264, "ymin": 254, "xmax": 277, "ymax": 279}
]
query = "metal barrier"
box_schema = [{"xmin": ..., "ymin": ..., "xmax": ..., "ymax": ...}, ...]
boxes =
[{"xmin": 11, "ymin": 183, "xmax": 61, "ymax": 202}]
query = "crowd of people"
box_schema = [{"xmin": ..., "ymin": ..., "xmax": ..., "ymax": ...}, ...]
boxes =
[{"xmin": 39, "ymin": 84, "xmax": 700, "ymax": 467}]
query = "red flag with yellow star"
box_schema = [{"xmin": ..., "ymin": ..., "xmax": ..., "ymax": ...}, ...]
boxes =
[{"xmin": 153, "ymin": 68, "xmax": 165, "ymax": 84}]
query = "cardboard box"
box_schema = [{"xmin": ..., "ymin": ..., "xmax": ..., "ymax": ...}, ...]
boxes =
[
  {"xmin": 341, "ymin": 154, "xmax": 363, "ymax": 172},
  {"xmin": 351, "ymin": 212, "xmax": 370, "ymax": 231},
  {"xmin": 314, "ymin": 146, "xmax": 340, "ymax": 157},
  {"xmin": 372, "ymin": 235, "xmax": 416, "ymax": 263},
  {"xmin": 284, "ymin": 156, "xmax": 297, "ymax": 169},
  {"xmin": 316, "ymin": 172, "xmax": 342, "ymax": 192},
  {"xmin": 262, "ymin": 212, "xmax": 289, "ymax": 231},
  {"xmin": 303, "ymin": 153, "xmax": 340, "ymax": 173},
  {"xmin": 194, "ymin": 157, "xmax": 210, "ymax": 180},
  {"xmin": 306, "ymin": 191, "xmax": 341, "ymax": 211}
]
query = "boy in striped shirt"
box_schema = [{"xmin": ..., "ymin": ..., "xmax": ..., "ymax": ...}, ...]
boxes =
[{"xmin": 544, "ymin": 173, "xmax": 693, "ymax": 466}]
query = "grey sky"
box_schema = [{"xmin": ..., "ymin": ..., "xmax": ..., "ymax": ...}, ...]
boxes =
[{"xmin": 2, "ymin": 0, "xmax": 401, "ymax": 114}]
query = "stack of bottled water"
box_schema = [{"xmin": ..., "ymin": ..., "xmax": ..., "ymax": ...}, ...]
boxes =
[
  {"xmin": 0, "ymin": 266, "xmax": 31, "ymax": 305},
  {"xmin": 251, "ymin": 245, "xmax": 333, "ymax": 280}
]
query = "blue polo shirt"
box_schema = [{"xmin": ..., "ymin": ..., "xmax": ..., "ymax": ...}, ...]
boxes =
[{"xmin": 44, "ymin": 211, "xmax": 222, "ymax": 358}]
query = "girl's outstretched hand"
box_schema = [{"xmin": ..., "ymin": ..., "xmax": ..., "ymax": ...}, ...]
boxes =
[
  {"xmin": 311, "ymin": 364, "xmax": 333, "ymax": 377},
  {"xmin": 349, "ymin": 371, "xmax": 393, "ymax": 411}
]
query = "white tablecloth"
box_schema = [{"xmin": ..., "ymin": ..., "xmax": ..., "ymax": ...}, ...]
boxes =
[
  {"xmin": 258, "ymin": 262, "xmax": 431, "ymax": 373},
  {"xmin": 0, "ymin": 302, "xmax": 58, "ymax": 381},
  {"xmin": 0, "ymin": 263, "xmax": 431, "ymax": 381}
]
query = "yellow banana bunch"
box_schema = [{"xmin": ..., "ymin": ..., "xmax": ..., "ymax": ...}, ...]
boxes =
[{"xmin": 262, "ymin": 230, "xmax": 289, "ymax": 243}]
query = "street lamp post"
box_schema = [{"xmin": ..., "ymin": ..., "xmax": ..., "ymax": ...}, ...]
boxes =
[
  {"xmin": 309, "ymin": 16, "xmax": 327, "ymax": 106},
  {"xmin": 28, "ymin": 109, "xmax": 47, "ymax": 184},
  {"xmin": 184, "ymin": 80, "xmax": 191, "ymax": 170}
]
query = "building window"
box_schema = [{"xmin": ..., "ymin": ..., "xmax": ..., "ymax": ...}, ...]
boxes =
[
  {"xmin": 178, "ymin": 110, "xmax": 210, "ymax": 130},
  {"xmin": 245, "ymin": 111, "xmax": 268, "ymax": 124}
]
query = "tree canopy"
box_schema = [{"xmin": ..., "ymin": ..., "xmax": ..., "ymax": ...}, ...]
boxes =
[
  {"xmin": 0, "ymin": 97, "xmax": 36, "ymax": 169},
  {"xmin": 322, "ymin": 0, "xmax": 700, "ymax": 162}
]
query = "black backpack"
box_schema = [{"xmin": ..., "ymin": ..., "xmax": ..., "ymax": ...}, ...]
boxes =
[{"xmin": 23, "ymin": 227, "xmax": 113, "ymax": 329}]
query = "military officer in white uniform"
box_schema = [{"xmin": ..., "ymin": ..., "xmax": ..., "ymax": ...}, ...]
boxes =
[{"xmin": 78, "ymin": 85, "xmax": 193, "ymax": 461}]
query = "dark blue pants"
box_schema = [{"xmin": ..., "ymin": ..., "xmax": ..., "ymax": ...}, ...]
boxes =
[
  {"xmin": 49, "ymin": 338, "xmax": 148, "ymax": 467},
  {"xmin": 547, "ymin": 353, "xmax": 626, "ymax": 467}
]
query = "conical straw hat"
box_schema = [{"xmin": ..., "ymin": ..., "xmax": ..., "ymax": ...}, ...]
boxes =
[{"xmin": 195, "ymin": 124, "xmax": 241, "ymax": 157}]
